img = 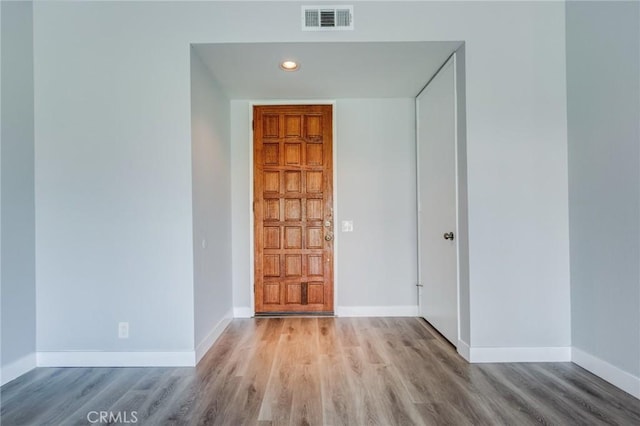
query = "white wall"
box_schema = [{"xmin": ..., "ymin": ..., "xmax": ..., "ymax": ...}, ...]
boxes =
[
  {"xmin": 190, "ymin": 50, "xmax": 233, "ymax": 361},
  {"xmin": 32, "ymin": 1, "xmax": 570, "ymax": 355},
  {"xmin": 453, "ymin": 3, "xmax": 570, "ymax": 350},
  {"xmin": 566, "ymin": 0, "xmax": 640, "ymax": 387},
  {"xmin": 34, "ymin": 2, "xmax": 195, "ymax": 354},
  {"xmin": 1, "ymin": 0, "xmax": 36, "ymax": 383},
  {"xmin": 335, "ymin": 99, "xmax": 417, "ymax": 312},
  {"xmin": 454, "ymin": 45, "xmax": 471, "ymax": 345},
  {"xmin": 230, "ymin": 101, "xmax": 252, "ymax": 313},
  {"xmin": 230, "ymin": 99, "xmax": 417, "ymax": 314}
]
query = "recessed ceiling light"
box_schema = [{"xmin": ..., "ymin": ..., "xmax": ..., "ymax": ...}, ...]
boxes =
[{"xmin": 280, "ymin": 60, "xmax": 300, "ymax": 71}]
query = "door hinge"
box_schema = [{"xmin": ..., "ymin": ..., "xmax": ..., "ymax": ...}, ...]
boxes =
[{"xmin": 252, "ymin": 120, "xmax": 255, "ymax": 130}]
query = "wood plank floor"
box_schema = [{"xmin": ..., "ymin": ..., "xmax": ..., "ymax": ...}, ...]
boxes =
[{"xmin": 2, "ymin": 317, "xmax": 639, "ymax": 425}]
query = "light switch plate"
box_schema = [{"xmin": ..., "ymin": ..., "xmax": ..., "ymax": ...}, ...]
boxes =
[
  {"xmin": 341, "ymin": 220, "xmax": 354, "ymax": 232},
  {"xmin": 118, "ymin": 322, "xmax": 129, "ymax": 339}
]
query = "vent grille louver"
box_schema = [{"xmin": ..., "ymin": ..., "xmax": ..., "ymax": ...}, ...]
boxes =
[
  {"xmin": 305, "ymin": 9, "xmax": 319, "ymax": 27},
  {"xmin": 320, "ymin": 10, "xmax": 335, "ymax": 27},
  {"xmin": 302, "ymin": 6, "xmax": 354, "ymax": 31},
  {"xmin": 335, "ymin": 9, "xmax": 351, "ymax": 27}
]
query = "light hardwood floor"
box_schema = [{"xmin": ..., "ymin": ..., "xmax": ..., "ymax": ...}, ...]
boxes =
[{"xmin": 2, "ymin": 317, "xmax": 639, "ymax": 425}]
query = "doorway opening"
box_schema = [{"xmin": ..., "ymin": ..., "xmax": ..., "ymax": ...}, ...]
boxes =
[
  {"xmin": 191, "ymin": 42, "xmax": 469, "ymax": 349},
  {"xmin": 253, "ymin": 105, "xmax": 335, "ymax": 314}
]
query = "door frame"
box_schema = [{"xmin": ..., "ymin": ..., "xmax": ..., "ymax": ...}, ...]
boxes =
[
  {"xmin": 415, "ymin": 53, "xmax": 462, "ymax": 345},
  {"xmin": 248, "ymin": 100, "xmax": 338, "ymax": 316}
]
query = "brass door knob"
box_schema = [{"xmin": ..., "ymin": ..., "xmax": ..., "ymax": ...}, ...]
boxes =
[{"xmin": 325, "ymin": 232, "xmax": 334, "ymax": 241}]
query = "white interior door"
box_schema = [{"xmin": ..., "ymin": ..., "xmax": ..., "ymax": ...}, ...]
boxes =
[{"xmin": 417, "ymin": 56, "xmax": 458, "ymax": 346}]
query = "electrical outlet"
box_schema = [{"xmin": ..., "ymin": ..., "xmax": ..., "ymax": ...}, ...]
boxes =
[{"xmin": 118, "ymin": 322, "xmax": 129, "ymax": 339}]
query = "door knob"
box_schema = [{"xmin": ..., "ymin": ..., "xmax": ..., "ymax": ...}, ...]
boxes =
[
  {"xmin": 443, "ymin": 232, "xmax": 454, "ymax": 240},
  {"xmin": 325, "ymin": 232, "xmax": 334, "ymax": 241}
]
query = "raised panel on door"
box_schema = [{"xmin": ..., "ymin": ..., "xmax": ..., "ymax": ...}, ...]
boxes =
[{"xmin": 254, "ymin": 105, "xmax": 334, "ymax": 314}]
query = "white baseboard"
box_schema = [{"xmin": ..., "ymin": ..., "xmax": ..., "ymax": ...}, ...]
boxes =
[
  {"xmin": 36, "ymin": 351, "xmax": 195, "ymax": 367},
  {"xmin": 196, "ymin": 309, "xmax": 233, "ymax": 363},
  {"xmin": 1, "ymin": 352, "xmax": 37, "ymax": 386},
  {"xmin": 235, "ymin": 305, "xmax": 418, "ymax": 317},
  {"xmin": 572, "ymin": 347, "xmax": 640, "ymax": 399},
  {"xmin": 468, "ymin": 346, "xmax": 571, "ymax": 363},
  {"xmin": 457, "ymin": 340, "xmax": 471, "ymax": 361},
  {"xmin": 233, "ymin": 307, "xmax": 253, "ymax": 318},
  {"xmin": 335, "ymin": 305, "xmax": 419, "ymax": 317}
]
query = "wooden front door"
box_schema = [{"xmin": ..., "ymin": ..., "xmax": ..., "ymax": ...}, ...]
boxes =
[{"xmin": 254, "ymin": 105, "xmax": 334, "ymax": 314}]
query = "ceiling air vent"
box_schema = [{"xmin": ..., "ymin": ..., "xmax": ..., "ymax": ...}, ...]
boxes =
[{"xmin": 302, "ymin": 6, "xmax": 354, "ymax": 31}]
